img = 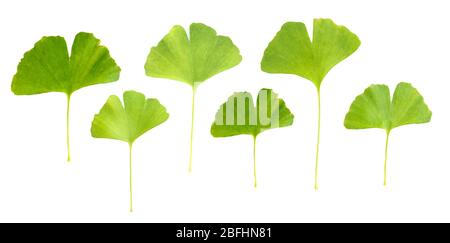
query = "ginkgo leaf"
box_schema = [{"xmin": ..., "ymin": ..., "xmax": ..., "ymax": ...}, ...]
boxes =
[
  {"xmin": 145, "ymin": 23, "xmax": 242, "ymax": 86},
  {"xmin": 261, "ymin": 18, "xmax": 360, "ymax": 190},
  {"xmin": 91, "ymin": 90, "xmax": 169, "ymax": 212},
  {"xmin": 261, "ymin": 19, "xmax": 360, "ymax": 88},
  {"xmin": 12, "ymin": 32, "xmax": 121, "ymax": 161},
  {"xmin": 211, "ymin": 88, "xmax": 294, "ymax": 188},
  {"xmin": 145, "ymin": 23, "xmax": 242, "ymax": 172},
  {"xmin": 344, "ymin": 82, "xmax": 432, "ymax": 186},
  {"xmin": 211, "ymin": 89, "xmax": 294, "ymax": 137}
]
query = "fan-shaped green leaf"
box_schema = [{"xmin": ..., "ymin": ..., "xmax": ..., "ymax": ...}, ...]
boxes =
[
  {"xmin": 145, "ymin": 23, "xmax": 242, "ymax": 172},
  {"xmin": 261, "ymin": 18, "xmax": 360, "ymax": 190},
  {"xmin": 211, "ymin": 89, "xmax": 294, "ymax": 187},
  {"xmin": 344, "ymin": 82, "xmax": 432, "ymax": 186},
  {"xmin": 11, "ymin": 32, "xmax": 121, "ymax": 161},
  {"xmin": 12, "ymin": 32, "xmax": 120, "ymax": 95},
  {"xmin": 211, "ymin": 89, "xmax": 294, "ymax": 137},
  {"xmin": 261, "ymin": 19, "xmax": 360, "ymax": 88},
  {"xmin": 344, "ymin": 82, "xmax": 432, "ymax": 131},
  {"xmin": 145, "ymin": 23, "xmax": 242, "ymax": 86},
  {"xmin": 91, "ymin": 90, "xmax": 169, "ymax": 212},
  {"xmin": 91, "ymin": 91, "xmax": 169, "ymax": 143}
]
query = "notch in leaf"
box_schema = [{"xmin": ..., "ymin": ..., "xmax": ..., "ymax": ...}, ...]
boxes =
[
  {"xmin": 261, "ymin": 19, "xmax": 360, "ymax": 189},
  {"xmin": 344, "ymin": 82, "xmax": 432, "ymax": 186},
  {"xmin": 12, "ymin": 32, "xmax": 121, "ymax": 161},
  {"xmin": 91, "ymin": 91, "xmax": 169, "ymax": 212},
  {"xmin": 145, "ymin": 23, "xmax": 242, "ymax": 172},
  {"xmin": 211, "ymin": 88, "xmax": 294, "ymax": 188}
]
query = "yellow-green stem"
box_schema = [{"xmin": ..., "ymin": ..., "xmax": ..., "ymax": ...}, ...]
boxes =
[
  {"xmin": 253, "ymin": 136, "xmax": 257, "ymax": 188},
  {"xmin": 384, "ymin": 131, "xmax": 390, "ymax": 186},
  {"xmin": 129, "ymin": 143, "xmax": 133, "ymax": 212},
  {"xmin": 188, "ymin": 88, "xmax": 196, "ymax": 172},
  {"xmin": 66, "ymin": 95, "xmax": 71, "ymax": 162},
  {"xmin": 314, "ymin": 89, "xmax": 321, "ymax": 190}
]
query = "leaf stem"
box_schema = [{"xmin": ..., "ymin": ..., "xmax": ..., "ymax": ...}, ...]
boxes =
[
  {"xmin": 129, "ymin": 143, "xmax": 133, "ymax": 212},
  {"xmin": 253, "ymin": 136, "xmax": 257, "ymax": 188},
  {"xmin": 384, "ymin": 131, "xmax": 390, "ymax": 186},
  {"xmin": 188, "ymin": 87, "xmax": 197, "ymax": 172},
  {"xmin": 66, "ymin": 94, "xmax": 71, "ymax": 162},
  {"xmin": 314, "ymin": 89, "xmax": 321, "ymax": 190}
]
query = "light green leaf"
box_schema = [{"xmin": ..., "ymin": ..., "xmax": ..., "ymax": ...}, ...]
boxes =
[
  {"xmin": 145, "ymin": 23, "xmax": 242, "ymax": 172},
  {"xmin": 12, "ymin": 32, "xmax": 120, "ymax": 95},
  {"xmin": 211, "ymin": 89, "xmax": 294, "ymax": 187},
  {"xmin": 344, "ymin": 82, "xmax": 432, "ymax": 131},
  {"xmin": 211, "ymin": 89, "xmax": 294, "ymax": 137},
  {"xmin": 11, "ymin": 32, "xmax": 121, "ymax": 161},
  {"xmin": 145, "ymin": 23, "xmax": 242, "ymax": 86},
  {"xmin": 91, "ymin": 90, "xmax": 169, "ymax": 212},
  {"xmin": 261, "ymin": 18, "xmax": 360, "ymax": 88},
  {"xmin": 344, "ymin": 82, "xmax": 432, "ymax": 186},
  {"xmin": 261, "ymin": 18, "xmax": 360, "ymax": 190},
  {"xmin": 91, "ymin": 91, "xmax": 169, "ymax": 143}
]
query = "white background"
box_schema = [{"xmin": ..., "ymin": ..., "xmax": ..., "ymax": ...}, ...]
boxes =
[{"xmin": 0, "ymin": 0, "xmax": 448, "ymax": 223}]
